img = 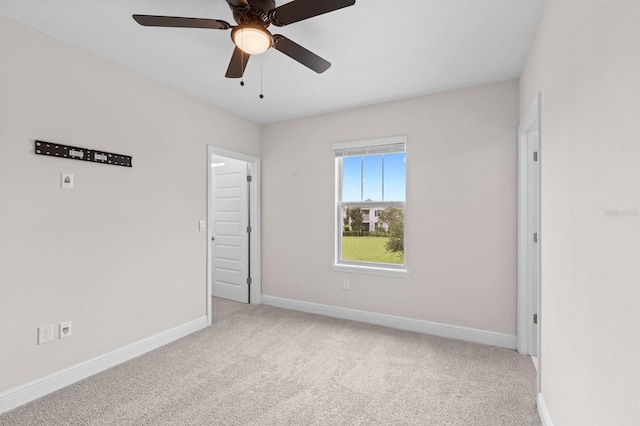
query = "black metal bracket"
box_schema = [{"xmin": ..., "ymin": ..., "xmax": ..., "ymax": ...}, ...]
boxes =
[{"xmin": 34, "ymin": 140, "xmax": 132, "ymax": 167}]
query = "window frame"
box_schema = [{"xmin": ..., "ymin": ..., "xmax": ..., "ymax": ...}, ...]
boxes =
[{"xmin": 333, "ymin": 136, "xmax": 409, "ymax": 278}]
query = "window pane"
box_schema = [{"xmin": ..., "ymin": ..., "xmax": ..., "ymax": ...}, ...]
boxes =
[
  {"xmin": 383, "ymin": 153, "xmax": 406, "ymax": 202},
  {"xmin": 362, "ymin": 155, "xmax": 382, "ymax": 201},
  {"xmin": 341, "ymin": 205, "xmax": 404, "ymax": 265},
  {"xmin": 342, "ymin": 157, "xmax": 361, "ymax": 202}
]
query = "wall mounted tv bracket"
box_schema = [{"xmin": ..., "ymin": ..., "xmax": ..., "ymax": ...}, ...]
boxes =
[{"xmin": 34, "ymin": 140, "xmax": 132, "ymax": 167}]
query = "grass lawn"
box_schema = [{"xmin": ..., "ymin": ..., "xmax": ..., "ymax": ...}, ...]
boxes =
[{"xmin": 342, "ymin": 236, "xmax": 404, "ymax": 264}]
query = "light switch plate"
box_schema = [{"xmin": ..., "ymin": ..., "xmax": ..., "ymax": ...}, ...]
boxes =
[{"xmin": 199, "ymin": 220, "xmax": 206, "ymax": 232}]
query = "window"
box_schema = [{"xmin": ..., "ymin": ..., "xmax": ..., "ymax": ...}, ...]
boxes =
[{"xmin": 333, "ymin": 136, "xmax": 407, "ymax": 276}]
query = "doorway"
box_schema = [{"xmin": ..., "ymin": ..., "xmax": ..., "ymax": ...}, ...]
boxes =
[
  {"xmin": 517, "ymin": 93, "xmax": 541, "ymax": 388},
  {"xmin": 207, "ymin": 146, "xmax": 261, "ymax": 324}
]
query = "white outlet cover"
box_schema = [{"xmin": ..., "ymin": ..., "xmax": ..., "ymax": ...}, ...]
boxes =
[
  {"xmin": 61, "ymin": 173, "xmax": 73, "ymax": 189},
  {"xmin": 59, "ymin": 321, "xmax": 72, "ymax": 339},
  {"xmin": 38, "ymin": 324, "xmax": 54, "ymax": 345}
]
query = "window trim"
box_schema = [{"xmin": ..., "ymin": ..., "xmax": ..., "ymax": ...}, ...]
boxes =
[
  {"xmin": 332, "ymin": 262, "xmax": 410, "ymax": 278},
  {"xmin": 333, "ymin": 136, "xmax": 408, "ymax": 276},
  {"xmin": 332, "ymin": 135, "xmax": 406, "ymax": 156}
]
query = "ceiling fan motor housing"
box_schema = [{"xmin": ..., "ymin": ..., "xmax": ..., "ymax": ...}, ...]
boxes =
[{"xmin": 231, "ymin": 0, "xmax": 275, "ymax": 27}]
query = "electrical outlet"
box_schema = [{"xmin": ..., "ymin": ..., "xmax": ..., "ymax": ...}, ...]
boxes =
[
  {"xmin": 59, "ymin": 321, "xmax": 72, "ymax": 339},
  {"xmin": 343, "ymin": 279, "xmax": 350, "ymax": 290},
  {"xmin": 38, "ymin": 324, "xmax": 54, "ymax": 345}
]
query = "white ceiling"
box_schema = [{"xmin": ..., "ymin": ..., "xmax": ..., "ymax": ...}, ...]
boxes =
[{"xmin": 0, "ymin": 0, "xmax": 545, "ymax": 124}]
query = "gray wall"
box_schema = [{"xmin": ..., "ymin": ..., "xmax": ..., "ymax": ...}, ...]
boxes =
[
  {"xmin": 261, "ymin": 79, "xmax": 519, "ymax": 335},
  {"xmin": 0, "ymin": 16, "xmax": 261, "ymax": 392},
  {"xmin": 520, "ymin": 1, "xmax": 640, "ymax": 424}
]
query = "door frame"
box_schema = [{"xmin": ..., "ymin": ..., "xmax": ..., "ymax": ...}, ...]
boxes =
[
  {"xmin": 517, "ymin": 92, "xmax": 541, "ymax": 390},
  {"xmin": 206, "ymin": 145, "xmax": 261, "ymax": 325}
]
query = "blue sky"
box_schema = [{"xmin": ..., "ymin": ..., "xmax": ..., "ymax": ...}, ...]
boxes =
[{"xmin": 342, "ymin": 153, "xmax": 406, "ymax": 202}]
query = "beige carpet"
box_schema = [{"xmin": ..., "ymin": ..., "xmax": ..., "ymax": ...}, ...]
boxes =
[{"xmin": 1, "ymin": 298, "xmax": 541, "ymax": 425}]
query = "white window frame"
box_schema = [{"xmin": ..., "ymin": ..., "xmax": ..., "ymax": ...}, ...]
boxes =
[{"xmin": 333, "ymin": 136, "xmax": 409, "ymax": 278}]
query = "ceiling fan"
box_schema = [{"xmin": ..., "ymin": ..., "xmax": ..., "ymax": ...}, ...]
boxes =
[{"xmin": 133, "ymin": 0, "xmax": 356, "ymax": 78}]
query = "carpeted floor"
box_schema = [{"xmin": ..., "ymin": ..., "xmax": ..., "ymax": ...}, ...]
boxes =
[{"xmin": 1, "ymin": 298, "xmax": 541, "ymax": 425}]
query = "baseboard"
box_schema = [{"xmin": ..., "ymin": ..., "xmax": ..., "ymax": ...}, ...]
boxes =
[
  {"xmin": 261, "ymin": 295, "xmax": 516, "ymax": 349},
  {"xmin": 0, "ymin": 316, "xmax": 208, "ymax": 414},
  {"xmin": 537, "ymin": 393, "xmax": 555, "ymax": 426}
]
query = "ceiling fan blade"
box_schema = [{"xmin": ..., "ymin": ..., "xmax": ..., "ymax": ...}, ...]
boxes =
[
  {"xmin": 272, "ymin": 35, "xmax": 330, "ymax": 73},
  {"xmin": 225, "ymin": 47, "xmax": 251, "ymax": 78},
  {"xmin": 270, "ymin": 0, "xmax": 355, "ymax": 26},
  {"xmin": 132, "ymin": 15, "xmax": 231, "ymax": 30}
]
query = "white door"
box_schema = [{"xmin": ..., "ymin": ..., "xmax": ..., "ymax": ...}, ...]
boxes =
[
  {"xmin": 211, "ymin": 156, "xmax": 249, "ymax": 303},
  {"xmin": 517, "ymin": 93, "xmax": 541, "ymax": 371}
]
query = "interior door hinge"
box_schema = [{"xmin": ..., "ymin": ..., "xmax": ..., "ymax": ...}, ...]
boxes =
[
  {"xmin": 247, "ymin": 277, "xmax": 252, "ymax": 285},
  {"xmin": 247, "ymin": 175, "xmax": 252, "ymax": 182},
  {"xmin": 533, "ymin": 314, "xmax": 538, "ymax": 324},
  {"xmin": 533, "ymin": 232, "xmax": 538, "ymax": 243},
  {"xmin": 247, "ymin": 226, "xmax": 252, "ymax": 233},
  {"xmin": 533, "ymin": 151, "xmax": 538, "ymax": 162}
]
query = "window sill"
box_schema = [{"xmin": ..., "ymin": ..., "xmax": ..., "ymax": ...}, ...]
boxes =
[{"xmin": 332, "ymin": 263, "xmax": 409, "ymax": 278}]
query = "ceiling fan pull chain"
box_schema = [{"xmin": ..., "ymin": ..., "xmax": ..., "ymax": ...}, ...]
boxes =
[
  {"xmin": 240, "ymin": 31, "xmax": 245, "ymax": 86},
  {"xmin": 259, "ymin": 56, "xmax": 264, "ymax": 99}
]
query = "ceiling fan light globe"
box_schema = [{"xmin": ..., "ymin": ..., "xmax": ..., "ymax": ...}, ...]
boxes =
[{"xmin": 232, "ymin": 27, "xmax": 272, "ymax": 55}]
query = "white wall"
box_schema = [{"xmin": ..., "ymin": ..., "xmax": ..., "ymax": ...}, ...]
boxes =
[
  {"xmin": 0, "ymin": 16, "xmax": 261, "ymax": 393},
  {"xmin": 261, "ymin": 80, "xmax": 519, "ymax": 335},
  {"xmin": 520, "ymin": 1, "xmax": 640, "ymax": 424}
]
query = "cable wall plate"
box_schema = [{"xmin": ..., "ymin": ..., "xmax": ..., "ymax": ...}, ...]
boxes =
[{"xmin": 34, "ymin": 140, "xmax": 132, "ymax": 167}]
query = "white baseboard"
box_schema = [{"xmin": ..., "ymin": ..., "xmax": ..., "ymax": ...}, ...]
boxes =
[
  {"xmin": 531, "ymin": 355, "xmax": 539, "ymax": 372},
  {"xmin": 261, "ymin": 295, "xmax": 516, "ymax": 349},
  {"xmin": 537, "ymin": 393, "xmax": 554, "ymax": 426},
  {"xmin": 0, "ymin": 316, "xmax": 208, "ymax": 414}
]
